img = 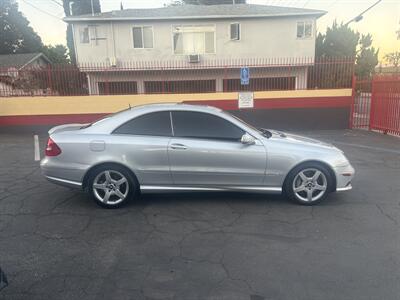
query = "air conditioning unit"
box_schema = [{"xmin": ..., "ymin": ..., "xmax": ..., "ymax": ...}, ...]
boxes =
[
  {"xmin": 188, "ymin": 54, "xmax": 200, "ymax": 63},
  {"xmin": 109, "ymin": 57, "xmax": 117, "ymax": 67}
]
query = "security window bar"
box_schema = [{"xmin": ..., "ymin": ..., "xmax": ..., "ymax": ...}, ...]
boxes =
[
  {"xmin": 297, "ymin": 21, "xmax": 313, "ymax": 38},
  {"xmin": 173, "ymin": 25, "xmax": 215, "ymax": 55},
  {"xmin": 133, "ymin": 26, "xmax": 154, "ymax": 49},
  {"xmin": 230, "ymin": 23, "xmax": 240, "ymax": 40}
]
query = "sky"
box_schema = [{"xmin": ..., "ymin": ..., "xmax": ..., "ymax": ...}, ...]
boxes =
[{"xmin": 16, "ymin": 0, "xmax": 400, "ymax": 61}]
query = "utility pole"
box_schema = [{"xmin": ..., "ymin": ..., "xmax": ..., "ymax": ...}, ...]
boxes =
[
  {"xmin": 345, "ymin": 0, "xmax": 382, "ymax": 26},
  {"xmin": 91, "ymin": 0, "xmax": 94, "ymax": 16}
]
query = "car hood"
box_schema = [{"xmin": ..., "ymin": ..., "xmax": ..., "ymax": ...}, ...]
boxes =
[{"xmin": 267, "ymin": 130, "xmax": 339, "ymax": 150}]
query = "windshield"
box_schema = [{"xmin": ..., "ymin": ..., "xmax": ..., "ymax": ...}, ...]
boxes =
[{"xmin": 222, "ymin": 111, "xmax": 272, "ymax": 138}]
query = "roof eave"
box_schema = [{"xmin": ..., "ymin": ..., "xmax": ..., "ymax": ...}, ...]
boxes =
[
  {"xmin": 19, "ymin": 53, "xmax": 52, "ymax": 69},
  {"xmin": 64, "ymin": 11, "xmax": 326, "ymax": 22}
]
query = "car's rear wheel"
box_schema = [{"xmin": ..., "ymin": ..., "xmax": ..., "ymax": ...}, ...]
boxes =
[
  {"xmin": 88, "ymin": 165, "xmax": 137, "ymax": 208},
  {"xmin": 284, "ymin": 163, "xmax": 333, "ymax": 205}
]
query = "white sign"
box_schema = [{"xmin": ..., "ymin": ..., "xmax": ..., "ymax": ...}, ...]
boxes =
[{"xmin": 238, "ymin": 92, "xmax": 254, "ymax": 109}]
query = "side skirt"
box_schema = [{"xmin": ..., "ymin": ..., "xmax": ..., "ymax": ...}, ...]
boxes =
[
  {"xmin": 45, "ymin": 176, "xmax": 82, "ymax": 189},
  {"xmin": 140, "ymin": 185, "xmax": 282, "ymax": 194}
]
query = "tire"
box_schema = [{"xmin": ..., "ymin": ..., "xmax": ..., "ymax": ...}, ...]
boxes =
[
  {"xmin": 87, "ymin": 164, "xmax": 137, "ymax": 208},
  {"xmin": 284, "ymin": 162, "xmax": 334, "ymax": 205}
]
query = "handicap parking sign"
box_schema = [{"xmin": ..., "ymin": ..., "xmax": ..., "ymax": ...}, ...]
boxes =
[{"xmin": 240, "ymin": 67, "xmax": 250, "ymax": 85}]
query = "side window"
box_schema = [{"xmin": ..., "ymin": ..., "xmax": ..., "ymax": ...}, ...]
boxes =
[
  {"xmin": 79, "ymin": 27, "xmax": 90, "ymax": 44},
  {"xmin": 113, "ymin": 111, "xmax": 172, "ymax": 136},
  {"xmin": 297, "ymin": 21, "xmax": 313, "ymax": 38},
  {"xmin": 172, "ymin": 111, "xmax": 244, "ymax": 141},
  {"xmin": 230, "ymin": 23, "xmax": 240, "ymax": 40},
  {"xmin": 304, "ymin": 22, "xmax": 313, "ymax": 37},
  {"xmin": 133, "ymin": 26, "xmax": 154, "ymax": 49}
]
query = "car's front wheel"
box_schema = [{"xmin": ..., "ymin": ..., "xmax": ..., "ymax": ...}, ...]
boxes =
[
  {"xmin": 88, "ymin": 165, "xmax": 137, "ymax": 208},
  {"xmin": 284, "ymin": 163, "xmax": 333, "ymax": 205}
]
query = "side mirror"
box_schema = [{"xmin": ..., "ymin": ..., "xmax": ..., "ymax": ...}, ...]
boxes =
[{"xmin": 241, "ymin": 133, "xmax": 255, "ymax": 145}]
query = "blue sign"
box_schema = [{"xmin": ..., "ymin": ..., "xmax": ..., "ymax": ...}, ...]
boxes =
[{"xmin": 240, "ymin": 67, "xmax": 250, "ymax": 85}]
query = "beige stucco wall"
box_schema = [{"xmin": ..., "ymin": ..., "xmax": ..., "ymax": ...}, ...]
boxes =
[
  {"xmin": 72, "ymin": 16, "xmax": 317, "ymax": 65},
  {"xmin": 0, "ymin": 89, "xmax": 352, "ymax": 117}
]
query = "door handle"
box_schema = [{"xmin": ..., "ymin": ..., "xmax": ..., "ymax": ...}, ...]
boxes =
[{"xmin": 170, "ymin": 143, "xmax": 187, "ymax": 150}]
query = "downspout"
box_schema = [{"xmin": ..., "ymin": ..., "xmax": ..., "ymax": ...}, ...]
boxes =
[
  {"xmin": 111, "ymin": 21, "xmax": 116, "ymax": 60},
  {"xmin": 71, "ymin": 23, "xmax": 79, "ymax": 64}
]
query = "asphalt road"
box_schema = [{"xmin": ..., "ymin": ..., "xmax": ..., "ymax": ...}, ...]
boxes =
[{"xmin": 0, "ymin": 130, "xmax": 399, "ymax": 300}]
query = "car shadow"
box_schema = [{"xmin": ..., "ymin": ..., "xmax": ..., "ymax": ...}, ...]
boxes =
[
  {"xmin": 137, "ymin": 191, "xmax": 346, "ymax": 207},
  {"xmin": 58, "ymin": 187, "xmax": 347, "ymax": 210},
  {"xmin": 135, "ymin": 191, "xmax": 288, "ymax": 206}
]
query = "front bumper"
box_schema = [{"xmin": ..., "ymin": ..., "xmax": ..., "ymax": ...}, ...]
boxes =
[{"xmin": 333, "ymin": 164, "xmax": 355, "ymax": 192}]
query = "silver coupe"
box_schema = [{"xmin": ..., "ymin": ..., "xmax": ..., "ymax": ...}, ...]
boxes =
[{"xmin": 40, "ymin": 104, "xmax": 354, "ymax": 208}]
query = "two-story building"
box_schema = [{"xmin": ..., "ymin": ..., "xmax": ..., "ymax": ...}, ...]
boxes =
[{"xmin": 64, "ymin": 4, "xmax": 325, "ymax": 95}]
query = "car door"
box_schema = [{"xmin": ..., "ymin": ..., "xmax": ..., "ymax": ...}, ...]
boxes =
[
  {"xmin": 168, "ymin": 111, "xmax": 267, "ymax": 186},
  {"xmin": 112, "ymin": 111, "xmax": 173, "ymax": 185}
]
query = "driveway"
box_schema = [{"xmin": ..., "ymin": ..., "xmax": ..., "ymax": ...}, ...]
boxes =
[{"xmin": 0, "ymin": 130, "xmax": 399, "ymax": 300}]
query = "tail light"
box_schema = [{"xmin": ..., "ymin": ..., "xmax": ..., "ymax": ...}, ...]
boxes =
[{"xmin": 45, "ymin": 138, "xmax": 62, "ymax": 156}]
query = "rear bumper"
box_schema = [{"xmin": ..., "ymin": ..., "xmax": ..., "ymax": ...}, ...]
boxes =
[
  {"xmin": 41, "ymin": 157, "xmax": 86, "ymax": 189},
  {"xmin": 333, "ymin": 164, "xmax": 355, "ymax": 192}
]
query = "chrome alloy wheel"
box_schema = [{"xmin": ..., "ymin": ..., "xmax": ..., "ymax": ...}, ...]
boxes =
[
  {"xmin": 92, "ymin": 170, "xmax": 129, "ymax": 205},
  {"xmin": 292, "ymin": 168, "xmax": 327, "ymax": 202}
]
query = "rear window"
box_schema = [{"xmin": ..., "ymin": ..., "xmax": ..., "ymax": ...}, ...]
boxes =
[
  {"xmin": 113, "ymin": 111, "xmax": 172, "ymax": 136},
  {"xmin": 81, "ymin": 108, "xmax": 131, "ymax": 129}
]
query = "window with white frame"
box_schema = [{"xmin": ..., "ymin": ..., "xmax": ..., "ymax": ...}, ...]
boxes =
[
  {"xmin": 297, "ymin": 21, "xmax": 313, "ymax": 38},
  {"xmin": 132, "ymin": 26, "xmax": 153, "ymax": 49},
  {"xmin": 173, "ymin": 25, "xmax": 215, "ymax": 55},
  {"xmin": 79, "ymin": 27, "xmax": 90, "ymax": 44},
  {"xmin": 230, "ymin": 23, "xmax": 240, "ymax": 40}
]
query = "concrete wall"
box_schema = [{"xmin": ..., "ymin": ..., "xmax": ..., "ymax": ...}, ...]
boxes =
[
  {"xmin": 72, "ymin": 16, "xmax": 317, "ymax": 65},
  {"xmin": 0, "ymin": 89, "xmax": 353, "ymax": 131}
]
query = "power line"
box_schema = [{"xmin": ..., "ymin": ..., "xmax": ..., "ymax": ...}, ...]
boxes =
[
  {"xmin": 49, "ymin": 0, "xmax": 64, "ymax": 8},
  {"xmin": 21, "ymin": 0, "xmax": 63, "ymax": 20},
  {"xmin": 327, "ymin": 0, "xmax": 339, "ymax": 9},
  {"xmin": 302, "ymin": 0, "xmax": 311, "ymax": 8},
  {"xmin": 344, "ymin": 0, "xmax": 383, "ymax": 26}
]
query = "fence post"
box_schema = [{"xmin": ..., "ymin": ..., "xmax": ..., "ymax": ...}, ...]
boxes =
[
  {"xmin": 223, "ymin": 65, "xmax": 227, "ymax": 92},
  {"xmin": 161, "ymin": 67, "xmax": 165, "ymax": 94},
  {"xmin": 369, "ymin": 76, "xmax": 375, "ymax": 131},
  {"xmin": 105, "ymin": 64, "xmax": 110, "ymax": 95},
  {"xmin": 47, "ymin": 65, "xmax": 52, "ymax": 95},
  {"xmin": 349, "ymin": 74, "xmax": 356, "ymax": 129}
]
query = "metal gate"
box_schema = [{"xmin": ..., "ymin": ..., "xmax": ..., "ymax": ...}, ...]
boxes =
[
  {"xmin": 352, "ymin": 75, "xmax": 400, "ymax": 136},
  {"xmin": 351, "ymin": 77, "xmax": 371, "ymax": 129}
]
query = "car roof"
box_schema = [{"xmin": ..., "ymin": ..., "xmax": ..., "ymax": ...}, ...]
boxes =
[
  {"xmin": 130, "ymin": 103, "xmax": 222, "ymax": 113},
  {"xmin": 82, "ymin": 103, "xmax": 226, "ymax": 134},
  {"xmin": 111, "ymin": 103, "xmax": 223, "ymax": 119}
]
